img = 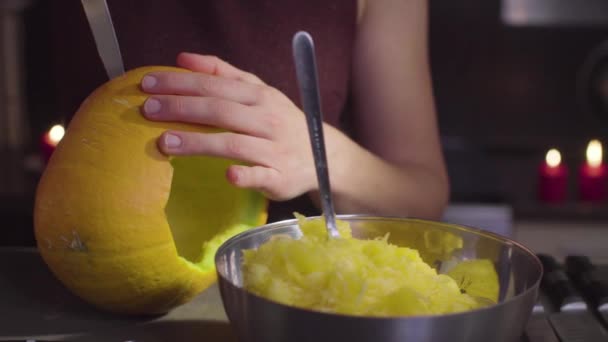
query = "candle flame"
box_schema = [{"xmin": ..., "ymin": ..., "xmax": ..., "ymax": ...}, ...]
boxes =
[
  {"xmin": 586, "ymin": 139, "xmax": 602, "ymax": 167},
  {"xmin": 49, "ymin": 125, "xmax": 65, "ymax": 144},
  {"xmin": 48, "ymin": 124, "xmax": 65, "ymax": 145},
  {"xmin": 546, "ymin": 148, "xmax": 561, "ymax": 168}
]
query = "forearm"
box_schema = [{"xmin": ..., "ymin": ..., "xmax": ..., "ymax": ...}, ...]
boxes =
[
  {"xmin": 309, "ymin": 127, "xmax": 450, "ymax": 221},
  {"xmin": 318, "ymin": 0, "xmax": 449, "ymax": 220}
]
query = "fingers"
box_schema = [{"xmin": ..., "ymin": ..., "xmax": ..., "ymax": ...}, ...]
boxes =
[
  {"xmin": 141, "ymin": 70, "xmax": 264, "ymax": 106},
  {"xmin": 142, "ymin": 53, "xmax": 301, "ymax": 200},
  {"xmin": 176, "ymin": 52, "xmax": 264, "ymax": 85},
  {"xmin": 157, "ymin": 131, "xmax": 275, "ymax": 167},
  {"xmin": 142, "ymin": 95, "xmax": 273, "ymax": 138},
  {"xmin": 226, "ymin": 164, "xmax": 284, "ymax": 199}
]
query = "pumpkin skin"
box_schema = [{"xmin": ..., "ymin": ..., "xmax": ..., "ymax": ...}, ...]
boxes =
[{"xmin": 33, "ymin": 66, "xmax": 268, "ymax": 315}]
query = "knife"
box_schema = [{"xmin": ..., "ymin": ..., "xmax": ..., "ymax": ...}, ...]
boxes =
[
  {"xmin": 565, "ymin": 255, "xmax": 608, "ymax": 327},
  {"xmin": 538, "ymin": 253, "xmax": 588, "ymax": 312},
  {"xmin": 80, "ymin": 0, "xmax": 125, "ymax": 79},
  {"xmin": 524, "ymin": 295, "xmax": 560, "ymax": 342},
  {"xmin": 525, "ymin": 314, "xmax": 560, "ymax": 342},
  {"xmin": 549, "ymin": 311, "xmax": 608, "ymax": 342},
  {"xmin": 538, "ymin": 254, "xmax": 608, "ymax": 341}
]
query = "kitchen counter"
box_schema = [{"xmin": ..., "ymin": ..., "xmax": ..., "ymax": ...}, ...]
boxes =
[
  {"xmin": 0, "ymin": 248, "xmax": 236, "ymax": 341},
  {"xmin": 515, "ymin": 219, "xmax": 608, "ymax": 264},
  {"xmin": 3, "ymin": 247, "xmax": 608, "ymax": 341}
]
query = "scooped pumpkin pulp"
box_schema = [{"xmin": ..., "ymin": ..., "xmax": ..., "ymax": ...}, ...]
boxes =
[{"xmin": 242, "ymin": 214, "xmax": 498, "ymax": 317}]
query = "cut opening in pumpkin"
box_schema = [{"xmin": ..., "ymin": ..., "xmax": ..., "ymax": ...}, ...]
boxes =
[{"xmin": 164, "ymin": 155, "xmax": 266, "ymax": 272}]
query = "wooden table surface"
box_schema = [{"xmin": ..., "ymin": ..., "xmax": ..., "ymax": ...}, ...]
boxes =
[{"xmin": 0, "ymin": 248, "xmax": 237, "ymax": 341}]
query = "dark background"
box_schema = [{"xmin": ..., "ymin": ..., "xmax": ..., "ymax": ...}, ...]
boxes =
[
  {"xmin": 428, "ymin": 0, "xmax": 608, "ymax": 208},
  {"xmin": 4, "ymin": 0, "xmax": 608, "ymax": 245}
]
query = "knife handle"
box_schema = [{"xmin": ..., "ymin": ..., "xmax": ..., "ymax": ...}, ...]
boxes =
[
  {"xmin": 538, "ymin": 254, "xmax": 587, "ymax": 312},
  {"xmin": 565, "ymin": 255, "xmax": 608, "ymax": 312}
]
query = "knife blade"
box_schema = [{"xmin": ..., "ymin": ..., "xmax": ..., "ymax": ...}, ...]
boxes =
[
  {"xmin": 538, "ymin": 254, "xmax": 608, "ymax": 341},
  {"xmin": 525, "ymin": 314, "xmax": 560, "ymax": 342},
  {"xmin": 538, "ymin": 254, "xmax": 588, "ymax": 312},
  {"xmin": 565, "ymin": 255, "xmax": 608, "ymax": 329},
  {"xmin": 80, "ymin": 0, "xmax": 125, "ymax": 79},
  {"xmin": 549, "ymin": 311, "xmax": 608, "ymax": 342},
  {"xmin": 524, "ymin": 293, "xmax": 560, "ymax": 342}
]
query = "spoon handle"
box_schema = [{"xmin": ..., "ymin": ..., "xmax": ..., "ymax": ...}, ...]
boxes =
[{"xmin": 292, "ymin": 31, "xmax": 340, "ymax": 238}]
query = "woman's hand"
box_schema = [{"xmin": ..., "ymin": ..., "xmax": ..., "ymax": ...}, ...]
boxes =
[
  {"xmin": 140, "ymin": 52, "xmax": 320, "ymax": 201},
  {"xmin": 139, "ymin": 0, "xmax": 450, "ymax": 221}
]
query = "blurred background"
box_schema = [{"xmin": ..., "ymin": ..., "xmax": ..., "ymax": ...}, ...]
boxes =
[{"xmin": 1, "ymin": 0, "xmax": 608, "ymax": 261}]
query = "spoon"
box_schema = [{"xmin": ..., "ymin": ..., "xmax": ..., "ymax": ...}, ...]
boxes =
[{"xmin": 292, "ymin": 31, "xmax": 340, "ymax": 239}]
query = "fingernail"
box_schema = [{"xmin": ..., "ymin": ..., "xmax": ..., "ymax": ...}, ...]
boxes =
[
  {"xmin": 143, "ymin": 97, "xmax": 161, "ymax": 115},
  {"xmin": 141, "ymin": 75, "xmax": 157, "ymax": 90},
  {"xmin": 164, "ymin": 133, "xmax": 182, "ymax": 148}
]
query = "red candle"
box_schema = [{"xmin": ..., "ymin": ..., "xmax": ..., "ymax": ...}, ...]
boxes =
[
  {"xmin": 538, "ymin": 148, "xmax": 568, "ymax": 203},
  {"xmin": 579, "ymin": 139, "xmax": 608, "ymax": 202},
  {"xmin": 40, "ymin": 124, "xmax": 65, "ymax": 164}
]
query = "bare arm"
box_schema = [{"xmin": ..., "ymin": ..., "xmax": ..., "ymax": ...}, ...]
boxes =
[
  {"xmin": 140, "ymin": 0, "xmax": 448, "ymax": 221},
  {"xmin": 321, "ymin": 0, "xmax": 449, "ymax": 219}
]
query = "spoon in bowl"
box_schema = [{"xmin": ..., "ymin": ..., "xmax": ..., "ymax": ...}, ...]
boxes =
[{"xmin": 292, "ymin": 31, "xmax": 340, "ymax": 239}]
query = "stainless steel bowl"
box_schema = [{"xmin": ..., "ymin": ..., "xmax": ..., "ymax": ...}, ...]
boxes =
[{"xmin": 215, "ymin": 215, "xmax": 543, "ymax": 342}]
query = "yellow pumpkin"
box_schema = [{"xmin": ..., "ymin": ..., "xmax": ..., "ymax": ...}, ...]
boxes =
[{"xmin": 33, "ymin": 66, "xmax": 268, "ymax": 315}]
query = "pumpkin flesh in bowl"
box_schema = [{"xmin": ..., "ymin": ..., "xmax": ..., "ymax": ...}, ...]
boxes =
[{"xmin": 33, "ymin": 66, "xmax": 268, "ymax": 315}]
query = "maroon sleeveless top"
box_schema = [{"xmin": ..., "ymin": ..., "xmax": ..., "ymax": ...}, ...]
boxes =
[{"xmin": 49, "ymin": 0, "xmax": 357, "ymax": 222}]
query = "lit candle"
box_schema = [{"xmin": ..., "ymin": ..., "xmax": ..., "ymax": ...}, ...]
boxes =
[
  {"xmin": 40, "ymin": 124, "xmax": 65, "ymax": 164},
  {"xmin": 538, "ymin": 148, "xmax": 568, "ymax": 203},
  {"xmin": 579, "ymin": 139, "xmax": 608, "ymax": 202}
]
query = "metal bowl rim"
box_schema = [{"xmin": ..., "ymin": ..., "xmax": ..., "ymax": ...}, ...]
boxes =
[{"xmin": 214, "ymin": 214, "xmax": 543, "ymax": 320}]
